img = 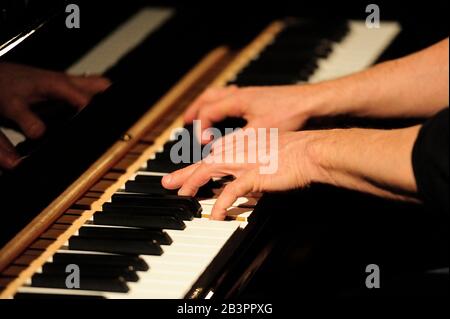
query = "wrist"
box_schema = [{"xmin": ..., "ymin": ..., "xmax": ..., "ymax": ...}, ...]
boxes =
[
  {"xmin": 293, "ymin": 81, "xmax": 353, "ymax": 120},
  {"xmin": 304, "ymin": 72, "xmax": 376, "ymax": 119},
  {"xmin": 296, "ymin": 130, "xmax": 336, "ymax": 186}
]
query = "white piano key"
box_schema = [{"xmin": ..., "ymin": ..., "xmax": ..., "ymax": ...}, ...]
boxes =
[
  {"xmin": 125, "ymin": 220, "xmax": 240, "ymax": 297},
  {"xmin": 199, "ymin": 205, "xmax": 253, "ymax": 221},
  {"xmin": 184, "ymin": 218, "xmax": 242, "ymax": 229},
  {"xmin": 165, "ymin": 232, "xmax": 229, "ymax": 244},
  {"xmin": 199, "ymin": 196, "xmax": 258, "ymax": 207},
  {"xmin": 135, "ymin": 171, "xmax": 168, "ymax": 177}
]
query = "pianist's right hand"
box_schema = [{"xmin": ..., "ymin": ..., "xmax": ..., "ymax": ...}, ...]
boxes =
[{"xmin": 0, "ymin": 63, "xmax": 111, "ymax": 169}]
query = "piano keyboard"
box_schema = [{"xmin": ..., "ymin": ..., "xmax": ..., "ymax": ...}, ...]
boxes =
[{"xmin": 1, "ymin": 15, "xmax": 400, "ymax": 299}]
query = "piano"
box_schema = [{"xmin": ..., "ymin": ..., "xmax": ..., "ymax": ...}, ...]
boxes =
[{"xmin": 0, "ymin": 1, "xmax": 448, "ymax": 299}]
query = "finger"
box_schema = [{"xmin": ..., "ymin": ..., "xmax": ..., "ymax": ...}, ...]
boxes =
[
  {"xmin": 196, "ymin": 96, "xmax": 243, "ymax": 144},
  {"xmin": 242, "ymin": 118, "xmax": 267, "ymax": 130},
  {"xmin": 40, "ymin": 74, "xmax": 91, "ymax": 109},
  {"xmin": 0, "ymin": 133, "xmax": 20, "ymax": 169},
  {"xmin": 184, "ymin": 86, "xmax": 237, "ymax": 124},
  {"xmin": 211, "ymin": 128, "xmax": 255, "ymax": 156},
  {"xmin": 69, "ymin": 75, "xmax": 111, "ymax": 96},
  {"xmin": 211, "ymin": 171, "xmax": 254, "ymax": 220},
  {"xmin": 178, "ymin": 164, "xmax": 224, "ymax": 196},
  {"xmin": 5, "ymin": 101, "xmax": 46, "ymax": 139},
  {"xmin": 161, "ymin": 162, "xmax": 201, "ymax": 190}
]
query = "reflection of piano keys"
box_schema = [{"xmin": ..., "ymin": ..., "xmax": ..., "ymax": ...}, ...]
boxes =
[{"xmin": 0, "ymin": 11, "xmax": 400, "ymax": 299}]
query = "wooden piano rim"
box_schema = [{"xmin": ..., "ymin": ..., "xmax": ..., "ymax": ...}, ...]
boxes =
[{"xmin": 0, "ymin": 20, "xmax": 285, "ymax": 299}]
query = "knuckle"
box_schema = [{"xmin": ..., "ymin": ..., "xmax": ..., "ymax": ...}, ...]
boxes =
[{"xmin": 223, "ymin": 183, "xmax": 239, "ymax": 197}]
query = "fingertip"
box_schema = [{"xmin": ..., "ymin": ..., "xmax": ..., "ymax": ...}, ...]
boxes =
[
  {"xmin": 183, "ymin": 112, "xmax": 194, "ymax": 124},
  {"xmin": 74, "ymin": 94, "xmax": 90, "ymax": 109},
  {"xmin": 210, "ymin": 208, "xmax": 226, "ymax": 221},
  {"xmin": 69, "ymin": 75, "xmax": 111, "ymax": 99},
  {"xmin": 178, "ymin": 187, "xmax": 195, "ymax": 197},
  {"xmin": 1, "ymin": 151, "xmax": 21, "ymax": 170},
  {"xmin": 94, "ymin": 77, "xmax": 112, "ymax": 91},
  {"xmin": 161, "ymin": 174, "xmax": 173, "ymax": 188},
  {"xmin": 25, "ymin": 120, "xmax": 46, "ymax": 139}
]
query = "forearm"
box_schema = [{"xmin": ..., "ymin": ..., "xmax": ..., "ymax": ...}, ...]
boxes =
[
  {"xmin": 304, "ymin": 38, "xmax": 449, "ymax": 120},
  {"xmin": 306, "ymin": 126, "xmax": 421, "ymax": 201}
]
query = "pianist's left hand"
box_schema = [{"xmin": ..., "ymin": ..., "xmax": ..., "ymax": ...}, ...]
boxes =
[{"xmin": 0, "ymin": 63, "xmax": 111, "ymax": 169}]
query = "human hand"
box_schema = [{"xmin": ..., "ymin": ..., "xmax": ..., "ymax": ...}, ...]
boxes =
[
  {"xmin": 162, "ymin": 130, "xmax": 321, "ymax": 219},
  {"xmin": 184, "ymin": 85, "xmax": 328, "ymax": 144},
  {"xmin": 0, "ymin": 63, "xmax": 111, "ymax": 169}
]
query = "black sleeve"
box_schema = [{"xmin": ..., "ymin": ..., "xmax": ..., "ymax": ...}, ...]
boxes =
[{"xmin": 412, "ymin": 107, "xmax": 449, "ymax": 216}]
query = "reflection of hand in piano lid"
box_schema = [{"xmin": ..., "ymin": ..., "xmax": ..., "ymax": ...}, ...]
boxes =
[{"xmin": 0, "ymin": 62, "xmax": 111, "ymax": 170}]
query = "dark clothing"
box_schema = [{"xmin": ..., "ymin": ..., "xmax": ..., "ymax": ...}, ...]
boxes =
[{"xmin": 412, "ymin": 107, "xmax": 449, "ymax": 215}]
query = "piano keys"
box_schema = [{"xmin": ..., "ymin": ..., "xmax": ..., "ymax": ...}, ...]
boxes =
[{"xmin": 0, "ymin": 7, "xmax": 403, "ymax": 299}]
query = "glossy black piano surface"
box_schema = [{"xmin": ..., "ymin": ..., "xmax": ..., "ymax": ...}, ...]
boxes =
[{"xmin": 0, "ymin": 0, "xmax": 448, "ymax": 298}]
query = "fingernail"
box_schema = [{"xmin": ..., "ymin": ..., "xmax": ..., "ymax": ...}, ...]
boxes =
[{"xmin": 163, "ymin": 174, "xmax": 172, "ymax": 185}]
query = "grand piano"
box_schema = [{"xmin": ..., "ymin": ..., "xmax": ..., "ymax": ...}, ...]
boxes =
[{"xmin": 0, "ymin": 0, "xmax": 448, "ymax": 299}]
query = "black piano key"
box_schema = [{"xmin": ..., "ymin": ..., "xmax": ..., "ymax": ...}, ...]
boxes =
[
  {"xmin": 78, "ymin": 226, "xmax": 173, "ymax": 245},
  {"xmin": 111, "ymin": 193, "xmax": 202, "ymax": 215},
  {"xmin": 69, "ymin": 236, "xmax": 164, "ymax": 255},
  {"xmin": 42, "ymin": 263, "xmax": 139, "ymax": 282},
  {"xmin": 146, "ymin": 159, "xmax": 191, "ymax": 173},
  {"xmin": 272, "ymin": 34, "xmax": 323, "ymax": 45},
  {"xmin": 134, "ymin": 175, "xmax": 164, "ymax": 183},
  {"xmin": 234, "ymin": 73, "xmax": 299, "ymax": 86},
  {"xmin": 31, "ymin": 273, "xmax": 129, "ymax": 293},
  {"xmin": 243, "ymin": 61, "xmax": 318, "ymax": 77},
  {"xmin": 145, "ymin": 138, "xmax": 204, "ymax": 173},
  {"xmin": 102, "ymin": 202, "xmax": 194, "ymax": 221},
  {"xmin": 254, "ymin": 51, "xmax": 324, "ymax": 66},
  {"xmin": 257, "ymin": 46, "xmax": 332, "ymax": 62},
  {"xmin": 125, "ymin": 180, "xmax": 177, "ymax": 195},
  {"xmin": 283, "ymin": 19, "xmax": 349, "ymax": 41},
  {"xmin": 93, "ymin": 212, "xmax": 186, "ymax": 230},
  {"xmin": 52, "ymin": 253, "xmax": 149, "ymax": 271},
  {"xmin": 129, "ymin": 175, "xmax": 220, "ymax": 204}
]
